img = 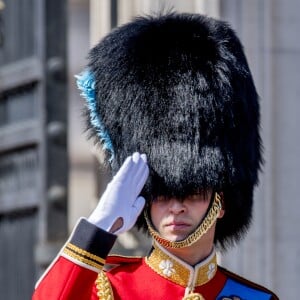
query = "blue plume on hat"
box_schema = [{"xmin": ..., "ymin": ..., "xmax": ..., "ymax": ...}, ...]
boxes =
[{"xmin": 75, "ymin": 70, "xmax": 115, "ymax": 161}]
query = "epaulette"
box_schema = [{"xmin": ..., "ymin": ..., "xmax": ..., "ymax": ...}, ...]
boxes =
[{"xmin": 219, "ymin": 266, "xmax": 279, "ymax": 300}]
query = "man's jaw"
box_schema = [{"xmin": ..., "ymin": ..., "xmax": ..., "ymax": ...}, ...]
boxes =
[{"xmin": 162, "ymin": 220, "xmax": 194, "ymax": 241}]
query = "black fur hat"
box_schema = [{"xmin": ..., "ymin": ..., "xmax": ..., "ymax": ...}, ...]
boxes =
[{"xmin": 84, "ymin": 13, "xmax": 262, "ymax": 249}]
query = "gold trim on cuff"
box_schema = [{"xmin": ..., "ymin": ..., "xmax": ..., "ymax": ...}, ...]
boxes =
[{"xmin": 62, "ymin": 242, "xmax": 105, "ymax": 270}]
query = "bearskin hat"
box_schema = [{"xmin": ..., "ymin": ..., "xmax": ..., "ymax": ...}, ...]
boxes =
[{"xmin": 80, "ymin": 13, "xmax": 262, "ymax": 249}]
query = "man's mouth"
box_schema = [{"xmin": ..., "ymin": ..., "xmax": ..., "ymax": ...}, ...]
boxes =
[{"xmin": 165, "ymin": 221, "xmax": 191, "ymax": 230}]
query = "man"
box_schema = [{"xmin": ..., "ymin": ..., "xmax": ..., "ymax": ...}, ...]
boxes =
[{"xmin": 32, "ymin": 13, "xmax": 278, "ymax": 299}]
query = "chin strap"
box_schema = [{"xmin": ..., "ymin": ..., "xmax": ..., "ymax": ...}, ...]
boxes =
[{"xmin": 144, "ymin": 192, "xmax": 222, "ymax": 249}]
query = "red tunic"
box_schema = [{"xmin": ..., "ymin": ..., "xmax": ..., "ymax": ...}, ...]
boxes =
[{"xmin": 32, "ymin": 218, "xmax": 278, "ymax": 300}]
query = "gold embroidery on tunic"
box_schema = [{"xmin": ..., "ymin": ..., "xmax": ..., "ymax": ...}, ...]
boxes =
[{"xmin": 146, "ymin": 243, "xmax": 217, "ymax": 287}]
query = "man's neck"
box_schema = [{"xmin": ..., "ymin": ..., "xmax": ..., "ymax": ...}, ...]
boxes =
[
  {"xmin": 152, "ymin": 222, "xmax": 217, "ymax": 265},
  {"xmin": 158, "ymin": 230, "xmax": 215, "ymax": 266},
  {"xmin": 166, "ymin": 244, "xmax": 213, "ymax": 266}
]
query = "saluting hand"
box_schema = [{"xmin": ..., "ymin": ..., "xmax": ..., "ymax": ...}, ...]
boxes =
[{"xmin": 88, "ymin": 152, "xmax": 149, "ymax": 234}]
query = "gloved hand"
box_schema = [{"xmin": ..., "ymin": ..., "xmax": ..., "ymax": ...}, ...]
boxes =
[{"xmin": 88, "ymin": 152, "xmax": 149, "ymax": 234}]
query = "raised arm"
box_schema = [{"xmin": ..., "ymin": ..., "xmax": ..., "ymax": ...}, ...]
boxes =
[{"xmin": 32, "ymin": 153, "xmax": 148, "ymax": 300}]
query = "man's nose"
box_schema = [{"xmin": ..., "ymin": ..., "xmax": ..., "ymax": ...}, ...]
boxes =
[{"xmin": 168, "ymin": 199, "xmax": 186, "ymax": 214}]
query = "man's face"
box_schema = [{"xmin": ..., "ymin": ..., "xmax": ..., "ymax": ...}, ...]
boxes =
[{"xmin": 150, "ymin": 191, "xmax": 213, "ymax": 242}]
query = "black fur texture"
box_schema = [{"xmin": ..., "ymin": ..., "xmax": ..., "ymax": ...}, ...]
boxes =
[{"xmin": 86, "ymin": 13, "xmax": 262, "ymax": 249}]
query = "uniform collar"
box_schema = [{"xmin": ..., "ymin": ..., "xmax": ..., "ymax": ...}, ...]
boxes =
[{"xmin": 145, "ymin": 241, "xmax": 217, "ymax": 288}]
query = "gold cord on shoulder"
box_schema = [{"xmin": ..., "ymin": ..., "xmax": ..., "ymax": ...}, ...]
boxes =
[
  {"xmin": 144, "ymin": 192, "xmax": 222, "ymax": 249},
  {"xmin": 96, "ymin": 271, "xmax": 114, "ymax": 300},
  {"xmin": 183, "ymin": 292, "xmax": 206, "ymax": 300}
]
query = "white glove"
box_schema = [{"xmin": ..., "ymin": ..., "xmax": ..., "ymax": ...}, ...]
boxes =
[{"xmin": 88, "ymin": 152, "xmax": 149, "ymax": 234}]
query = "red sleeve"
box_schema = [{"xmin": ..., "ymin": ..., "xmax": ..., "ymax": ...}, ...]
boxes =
[
  {"xmin": 32, "ymin": 218, "xmax": 117, "ymax": 300},
  {"xmin": 32, "ymin": 256, "xmax": 98, "ymax": 300}
]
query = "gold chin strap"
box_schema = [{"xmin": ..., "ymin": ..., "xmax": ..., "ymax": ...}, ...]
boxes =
[{"xmin": 144, "ymin": 192, "xmax": 222, "ymax": 249}]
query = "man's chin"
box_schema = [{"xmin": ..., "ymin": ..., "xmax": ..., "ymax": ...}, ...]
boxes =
[{"xmin": 162, "ymin": 234, "xmax": 189, "ymax": 242}]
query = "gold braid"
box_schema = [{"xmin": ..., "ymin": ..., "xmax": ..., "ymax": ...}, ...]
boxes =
[
  {"xmin": 183, "ymin": 293, "xmax": 206, "ymax": 300},
  {"xmin": 95, "ymin": 271, "xmax": 114, "ymax": 300}
]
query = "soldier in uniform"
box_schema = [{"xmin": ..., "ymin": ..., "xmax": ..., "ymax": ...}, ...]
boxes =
[{"xmin": 32, "ymin": 12, "xmax": 279, "ymax": 300}]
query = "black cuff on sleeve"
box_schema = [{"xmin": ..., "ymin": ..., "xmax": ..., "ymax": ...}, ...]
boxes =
[{"xmin": 68, "ymin": 218, "xmax": 117, "ymax": 259}]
